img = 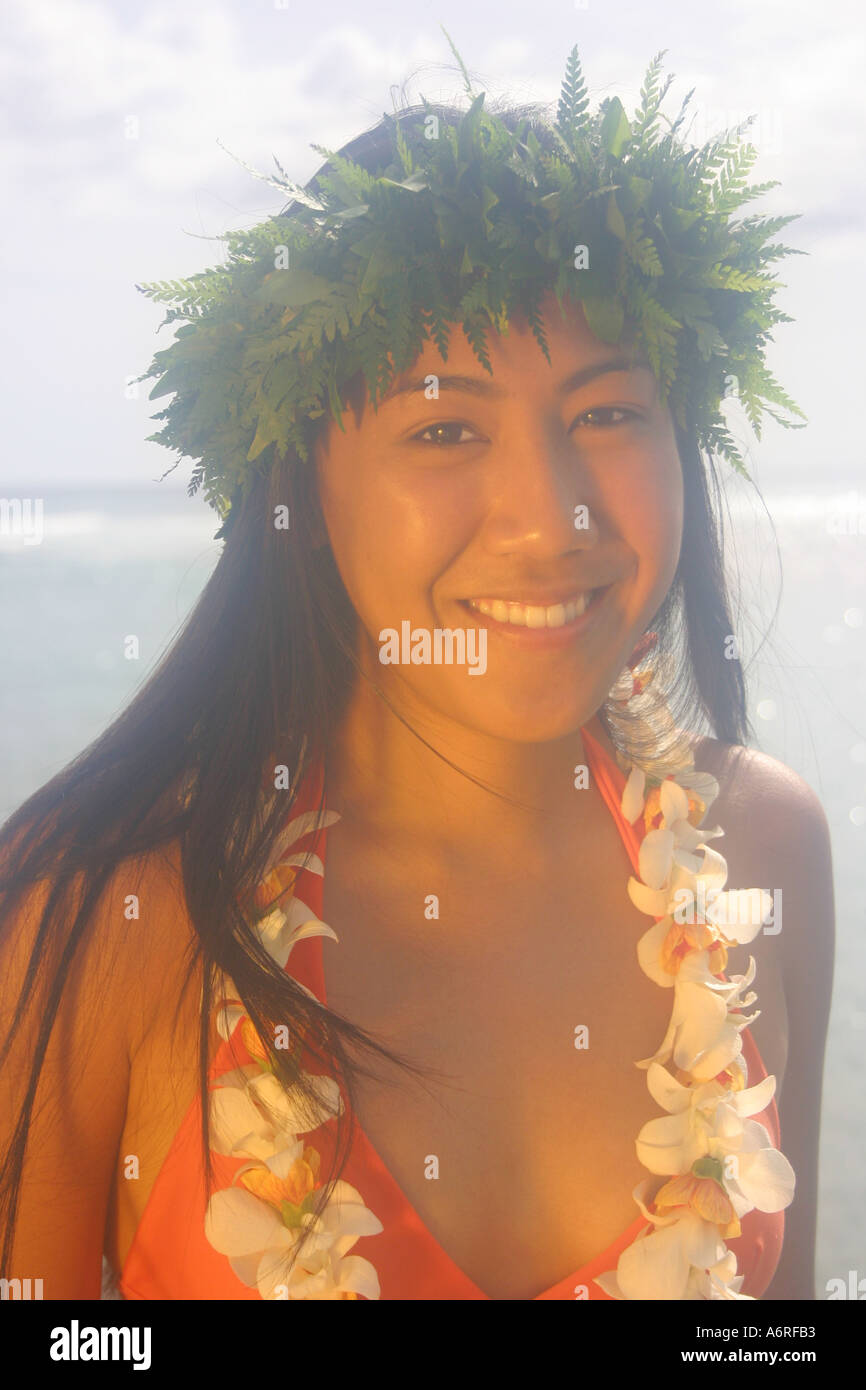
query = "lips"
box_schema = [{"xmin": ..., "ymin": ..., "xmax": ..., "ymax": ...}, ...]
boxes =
[
  {"xmin": 465, "ymin": 593, "xmax": 598, "ymax": 629},
  {"xmin": 463, "ymin": 585, "xmax": 608, "ymax": 607},
  {"xmin": 457, "ymin": 583, "xmax": 615, "ymax": 635}
]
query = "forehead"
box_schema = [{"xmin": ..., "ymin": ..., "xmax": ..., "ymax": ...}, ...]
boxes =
[
  {"xmin": 331, "ymin": 294, "xmax": 652, "ymax": 435},
  {"xmin": 383, "ymin": 296, "xmax": 651, "ymax": 401}
]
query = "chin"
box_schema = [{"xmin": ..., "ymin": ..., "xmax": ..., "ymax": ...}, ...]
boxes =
[{"xmin": 445, "ymin": 695, "xmax": 595, "ymax": 745}]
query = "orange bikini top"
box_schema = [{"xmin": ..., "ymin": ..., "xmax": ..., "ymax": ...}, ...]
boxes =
[{"xmin": 119, "ymin": 726, "xmax": 784, "ymax": 1300}]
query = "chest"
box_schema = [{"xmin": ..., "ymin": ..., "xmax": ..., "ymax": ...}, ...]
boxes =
[
  {"xmin": 320, "ymin": 812, "xmax": 686, "ymax": 1298},
  {"xmin": 109, "ymin": 774, "xmax": 789, "ymax": 1300}
]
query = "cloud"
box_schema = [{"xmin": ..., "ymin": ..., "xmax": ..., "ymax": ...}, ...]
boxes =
[
  {"xmin": 0, "ymin": 2, "xmax": 445, "ymax": 219},
  {"xmin": 0, "ymin": 0, "xmax": 861, "ymax": 489}
]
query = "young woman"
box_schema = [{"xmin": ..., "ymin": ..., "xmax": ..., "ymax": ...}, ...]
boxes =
[{"xmin": 0, "ymin": 61, "xmax": 834, "ymax": 1301}]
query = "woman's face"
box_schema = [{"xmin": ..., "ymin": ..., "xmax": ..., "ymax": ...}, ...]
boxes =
[{"xmin": 314, "ymin": 293, "xmax": 683, "ymax": 744}]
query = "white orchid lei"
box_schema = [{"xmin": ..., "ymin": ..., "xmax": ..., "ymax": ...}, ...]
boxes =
[
  {"xmin": 203, "ymin": 809, "xmax": 384, "ymax": 1300},
  {"xmin": 202, "ymin": 668, "xmax": 794, "ymax": 1302},
  {"xmin": 594, "ymin": 668, "xmax": 795, "ymax": 1300}
]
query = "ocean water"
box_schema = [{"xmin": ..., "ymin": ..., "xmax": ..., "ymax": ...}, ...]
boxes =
[{"xmin": 0, "ymin": 482, "xmax": 863, "ymax": 1295}]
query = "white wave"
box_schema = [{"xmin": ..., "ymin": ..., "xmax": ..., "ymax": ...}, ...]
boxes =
[{"xmin": 0, "ymin": 506, "xmax": 219, "ymax": 556}]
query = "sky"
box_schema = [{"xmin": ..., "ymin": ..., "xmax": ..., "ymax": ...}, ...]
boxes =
[{"xmin": 1, "ymin": 0, "xmax": 863, "ymax": 500}]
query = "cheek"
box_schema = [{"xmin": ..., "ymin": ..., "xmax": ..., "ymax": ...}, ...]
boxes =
[
  {"xmin": 639, "ymin": 466, "xmax": 683, "ymax": 557},
  {"xmin": 317, "ymin": 452, "xmax": 476, "ymax": 611},
  {"xmin": 608, "ymin": 445, "xmax": 683, "ymax": 589}
]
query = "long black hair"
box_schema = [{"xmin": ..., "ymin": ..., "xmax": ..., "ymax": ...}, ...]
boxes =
[{"xmin": 0, "ymin": 98, "xmax": 752, "ymax": 1281}]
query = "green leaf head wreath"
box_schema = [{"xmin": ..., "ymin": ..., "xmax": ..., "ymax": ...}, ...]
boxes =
[{"xmin": 134, "ymin": 30, "xmax": 807, "ymax": 538}]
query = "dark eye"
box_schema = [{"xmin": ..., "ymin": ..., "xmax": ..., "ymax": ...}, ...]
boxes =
[
  {"xmin": 573, "ymin": 407, "xmax": 638, "ymax": 429},
  {"xmin": 411, "ymin": 421, "xmax": 482, "ymax": 447},
  {"xmin": 410, "ymin": 408, "xmax": 639, "ymax": 448}
]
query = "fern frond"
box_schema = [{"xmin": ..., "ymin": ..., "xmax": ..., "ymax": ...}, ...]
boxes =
[
  {"xmin": 632, "ymin": 50, "xmax": 670, "ymax": 144},
  {"xmin": 215, "ymin": 137, "xmax": 326, "ymax": 209},
  {"xmin": 439, "ymin": 24, "xmax": 475, "ymax": 99},
  {"xmin": 524, "ymin": 292, "xmax": 552, "ymax": 365},
  {"xmin": 556, "ymin": 45, "xmax": 591, "ymax": 151},
  {"xmin": 704, "ymin": 419, "xmax": 751, "ymax": 478}
]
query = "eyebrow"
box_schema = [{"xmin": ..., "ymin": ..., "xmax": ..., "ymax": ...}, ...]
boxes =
[{"xmin": 379, "ymin": 355, "xmax": 653, "ymax": 407}]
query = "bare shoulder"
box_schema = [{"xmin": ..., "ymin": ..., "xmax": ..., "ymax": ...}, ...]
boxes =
[
  {"xmin": 0, "ymin": 832, "xmax": 198, "ymax": 1058},
  {"xmin": 92, "ymin": 838, "xmax": 202, "ymax": 1055},
  {"xmin": 0, "ymin": 830, "xmax": 198, "ymax": 1296},
  {"xmin": 689, "ymin": 734, "xmax": 835, "ymax": 1300},
  {"xmin": 688, "ymin": 732, "xmax": 835, "ymax": 999},
  {"xmin": 690, "ymin": 734, "xmax": 831, "ymax": 843}
]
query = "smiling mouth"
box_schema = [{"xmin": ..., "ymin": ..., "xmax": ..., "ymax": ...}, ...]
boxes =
[{"xmin": 460, "ymin": 589, "xmax": 608, "ymax": 630}]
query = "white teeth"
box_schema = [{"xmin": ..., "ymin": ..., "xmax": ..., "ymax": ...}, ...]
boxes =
[{"xmin": 467, "ymin": 593, "xmax": 594, "ymax": 627}]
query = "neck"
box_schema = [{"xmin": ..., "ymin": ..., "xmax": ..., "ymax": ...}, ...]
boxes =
[{"xmin": 322, "ymin": 664, "xmax": 620, "ymax": 861}]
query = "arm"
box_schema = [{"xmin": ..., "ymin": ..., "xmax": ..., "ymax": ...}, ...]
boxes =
[
  {"xmin": 749, "ymin": 767, "xmax": 835, "ymax": 1300},
  {"xmin": 0, "ymin": 865, "xmax": 135, "ymax": 1298}
]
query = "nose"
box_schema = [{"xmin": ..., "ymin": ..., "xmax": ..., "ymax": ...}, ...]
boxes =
[{"xmin": 479, "ymin": 422, "xmax": 601, "ymax": 559}]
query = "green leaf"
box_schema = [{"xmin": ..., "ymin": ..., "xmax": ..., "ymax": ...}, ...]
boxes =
[
  {"xmin": 439, "ymin": 23, "xmax": 476, "ymax": 98},
  {"xmin": 556, "ymin": 45, "xmax": 591, "ymax": 147},
  {"xmin": 134, "ymin": 36, "xmax": 806, "ymax": 529},
  {"xmin": 253, "ymin": 269, "xmax": 333, "ymax": 307},
  {"xmin": 629, "ymin": 232, "xmax": 663, "ymax": 277},
  {"xmin": 581, "ymin": 295, "xmax": 625, "ymax": 343},
  {"xmin": 481, "ymin": 184, "xmax": 499, "ymax": 233},
  {"xmin": 600, "ymin": 98, "xmax": 631, "ymax": 158},
  {"xmin": 626, "ymin": 175, "xmax": 654, "ymax": 208},
  {"xmin": 692, "ymin": 320, "xmax": 726, "ymax": 361},
  {"xmin": 632, "ymin": 50, "xmax": 670, "ymax": 141},
  {"xmin": 359, "ymin": 243, "xmax": 399, "ymax": 296},
  {"xmin": 606, "ymin": 193, "xmax": 628, "ymax": 241},
  {"xmin": 379, "ymin": 172, "xmax": 429, "ymax": 193}
]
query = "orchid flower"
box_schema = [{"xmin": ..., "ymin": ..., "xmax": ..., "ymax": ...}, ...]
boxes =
[
  {"xmin": 205, "ymin": 1167, "xmax": 382, "ymax": 1300},
  {"xmin": 594, "ymin": 1180, "xmax": 731, "ymax": 1301}
]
